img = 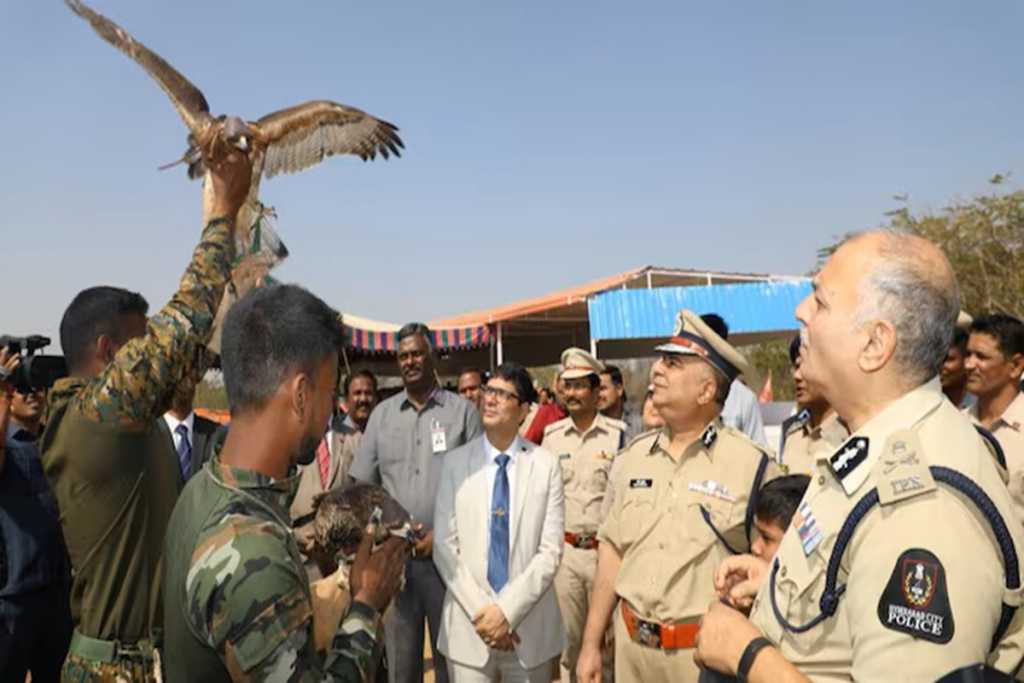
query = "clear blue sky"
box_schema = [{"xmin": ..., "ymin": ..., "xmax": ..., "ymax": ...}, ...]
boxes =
[{"xmin": 2, "ymin": 1, "xmax": 1022, "ymax": 347}]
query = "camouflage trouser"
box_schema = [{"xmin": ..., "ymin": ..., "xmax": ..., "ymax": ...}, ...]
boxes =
[{"xmin": 61, "ymin": 651, "xmax": 160, "ymax": 683}]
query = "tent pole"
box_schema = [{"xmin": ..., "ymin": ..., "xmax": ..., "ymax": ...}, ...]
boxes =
[
  {"xmin": 590, "ymin": 337, "xmax": 598, "ymax": 358},
  {"xmin": 489, "ymin": 324, "xmax": 496, "ymax": 372},
  {"xmin": 497, "ymin": 322, "xmax": 504, "ymax": 365}
]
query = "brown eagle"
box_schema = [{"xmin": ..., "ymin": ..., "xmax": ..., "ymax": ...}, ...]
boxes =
[{"xmin": 65, "ymin": 0, "xmax": 403, "ymax": 262}]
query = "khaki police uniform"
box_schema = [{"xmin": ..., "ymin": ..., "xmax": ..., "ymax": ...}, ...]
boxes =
[
  {"xmin": 778, "ymin": 410, "xmax": 849, "ymax": 476},
  {"xmin": 600, "ymin": 423, "xmax": 777, "ymax": 682},
  {"xmin": 967, "ymin": 392, "xmax": 1024, "ymax": 526},
  {"xmin": 546, "ymin": 414, "xmax": 624, "ymax": 678},
  {"xmin": 596, "ymin": 310, "xmax": 778, "ymax": 683},
  {"xmin": 748, "ymin": 379, "xmax": 1024, "ymax": 681},
  {"xmin": 545, "ymin": 352, "xmax": 626, "ymax": 683}
]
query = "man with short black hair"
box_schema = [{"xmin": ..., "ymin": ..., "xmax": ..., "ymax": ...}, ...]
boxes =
[
  {"xmin": 941, "ymin": 326, "xmax": 973, "ymax": 409},
  {"xmin": 158, "ymin": 364, "xmax": 220, "ymax": 485},
  {"xmin": 459, "ymin": 368, "xmax": 486, "ymax": 411},
  {"xmin": 545, "ymin": 348, "xmax": 626, "ymax": 682},
  {"xmin": 351, "ymin": 322, "xmax": 483, "ymax": 683},
  {"xmin": 434, "ymin": 363, "xmax": 565, "ymax": 682},
  {"xmin": 598, "ymin": 365, "xmax": 642, "ymax": 440},
  {"xmin": 778, "ymin": 336, "xmax": 848, "ymax": 476},
  {"xmin": 42, "ymin": 151, "xmax": 252, "ymax": 682},
  {"xmin": 699, "ymin": 314, "xmax": 768, "ymax": 448},
  {"xmin": 0, "ymin": 348, "xmax": 72, "ymax": 683},
  {"xmin": 750, "ymin": 474, "xmax": 811, "ymax": 562},
  {"xmin": 164, "ymin": 284, "xmax": 407, "ymax": 681},
  {"xmin": 965, "ymin": 313, "xmax": 1024, "ymax": 521}
]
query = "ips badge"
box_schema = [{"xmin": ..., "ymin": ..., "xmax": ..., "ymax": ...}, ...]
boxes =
[{"xmin": 877, "ymin": 548, "xmax": 953, "ymax": 643}]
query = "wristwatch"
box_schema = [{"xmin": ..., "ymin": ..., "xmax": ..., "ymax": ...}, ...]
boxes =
[{"xmin": 736, "ymin": 636, "xmax": 773, "ymax": 682}]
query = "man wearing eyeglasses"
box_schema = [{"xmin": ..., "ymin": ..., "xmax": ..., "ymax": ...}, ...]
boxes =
[
  {"xmin": 543, "ymin": 348, "xmax": 627, "ymax": 682},
  {"xmin": 576, "ymin": 311, "xmax": 777, "ymax": 683},
  {"xmin": 434, "ymin": 363, "xmax": 566, "ymax": 682}
]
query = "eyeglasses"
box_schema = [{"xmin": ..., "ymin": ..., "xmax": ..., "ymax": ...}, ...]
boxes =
[{"xmin": 481, "ymin": 385, "xmax": 522, "ymax": 403}]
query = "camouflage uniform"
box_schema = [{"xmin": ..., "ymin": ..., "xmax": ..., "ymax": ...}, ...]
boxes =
[
  {"xmin": 41, "ymin": 218, "xmax": 235, "ymax": 682},
  {"xmin": 162, "ymin": 455, "xmax": 381, "ymax": 682}
]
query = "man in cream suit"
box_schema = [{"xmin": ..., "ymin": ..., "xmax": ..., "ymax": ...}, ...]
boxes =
[{"xmin": 434, "ymin": 362, "xmax": 566, "ymax": 682}]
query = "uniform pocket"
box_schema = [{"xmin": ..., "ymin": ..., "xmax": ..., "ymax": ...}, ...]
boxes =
[{"xmin": 617, "ymin": 488, "xmax": 657, "ymax": 546}]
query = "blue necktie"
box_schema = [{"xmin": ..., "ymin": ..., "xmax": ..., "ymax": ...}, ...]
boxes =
[
  {"xmin": 175, "ymin": 424, "xmax": 192, "ymax": 480},
  {"xmin": 487, "ymin": 453, "xmax": 511, "ymax": 593}
]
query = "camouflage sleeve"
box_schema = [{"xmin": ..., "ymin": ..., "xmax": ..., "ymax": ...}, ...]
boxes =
[
  {"xmin": 188, "ymin": 517, "xmax": 380, "ymax": 682},
  {"xmin": 71, "ymin": 219, "xmax": 234, "ymax": 427}
]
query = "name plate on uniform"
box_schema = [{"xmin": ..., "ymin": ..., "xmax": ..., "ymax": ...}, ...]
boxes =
[{"xmin": 629, "ymin": 478, "xmax": 653, "ymax": 489}]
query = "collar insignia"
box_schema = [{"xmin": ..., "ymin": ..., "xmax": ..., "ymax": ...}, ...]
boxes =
[
  {"xmin": 829, "ymin": 437, "xmax": 869, "ymax": 480},
  {"xmin": 701, "ymin": 423, "xmax": 718, "ymax": 449}
]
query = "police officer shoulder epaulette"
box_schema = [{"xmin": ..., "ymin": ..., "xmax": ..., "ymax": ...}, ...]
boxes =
[
  {"xmin": 603, "ymin": 415, "xmax": 627, "ymax": 433},
  {"xmin": 718, "ymin": 423, "xmax": 773, "ymax": 460},
  {"xmin": 622, "ymin": 428, "xmax": 661, "ymax": 454},
  {"xmin": 544, "ymin": 417, "xmax": 570, "ymax": 436},
  {"xmin": 875, "ymin": 430, "xmax": 936, "ymax": 506}
]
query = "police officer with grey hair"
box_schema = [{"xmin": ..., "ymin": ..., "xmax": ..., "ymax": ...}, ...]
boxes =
[{"xmin": 695, "ymin": 232, "xmax": 1024, "ymax": 682}]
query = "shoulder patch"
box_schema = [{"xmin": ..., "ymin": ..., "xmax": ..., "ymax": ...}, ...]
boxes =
[
  {"xmin": 623, "ymin": 429, "xmax": 661, "ymax": 452},
  {"xmin": 606, "ymin": 416, "xmax": 627, "ymax": 431},
  {"xmin": 782, "ymin": 408, "xmax": 811, "ymax": 435},
  {"xmin": 877, "ymin": 548, "xmax": 954, "ymax": 643},
  {"xmin": 544, "ymin": 419, "xmax": 568, "ymax": 435},
  {"xmin": 718, "ymin": 423, "xmax": 773, "ymax": 460},
  {"xmin": 877, "ymin": 430, "xmax": 935, "ymax": 506}
]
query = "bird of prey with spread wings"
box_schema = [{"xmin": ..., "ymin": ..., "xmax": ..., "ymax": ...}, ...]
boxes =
[{"xmin": 65, "ymin": 0, "xmax": 404, "ymax": 265}]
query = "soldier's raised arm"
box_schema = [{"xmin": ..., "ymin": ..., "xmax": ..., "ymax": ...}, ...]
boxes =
[{"xmin": 70, "ymin": 152, "xmax": 251, "ymax": 428}]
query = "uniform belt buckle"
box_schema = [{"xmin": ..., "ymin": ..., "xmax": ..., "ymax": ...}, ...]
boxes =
[{"xmin": 635, "ymin": 619, "xmax": 661, "ymax": 648}]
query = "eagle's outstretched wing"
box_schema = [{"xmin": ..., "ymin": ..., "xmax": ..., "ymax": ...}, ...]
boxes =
[
  {"xmin": 255, "ymin": 101, "xmax": 403, "ymax": 179},
  {"xmin": 65, "ymin": 0, "xmax": 212, "ymax": 134}
]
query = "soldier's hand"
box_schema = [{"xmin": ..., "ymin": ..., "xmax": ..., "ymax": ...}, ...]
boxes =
[
  {"xmin": 714, "ymin": 554, "xmax": 768, "ymax": 610},
  {"xmin": 576, "ymin": 642, "xmax": 603, "ymax": 683},
  {"xmin": 350, "ymin": 530, "xmax": 407, "ymax": 612},
  {"xmin": 205, "ymin": 150, "xmax": 253, "ymax": 224}
]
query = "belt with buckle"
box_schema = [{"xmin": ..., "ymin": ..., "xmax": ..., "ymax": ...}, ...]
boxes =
[
  {"xmin": 620, "ymin": 601, "xmax": 699, "ymax": 650},
  {"xmin": 69, "ymin": 630, "xmax": 158, "ymax": 663},
  {"xmin": 564, "ymin": 531, "xmax": 598, "ymax": 550}
]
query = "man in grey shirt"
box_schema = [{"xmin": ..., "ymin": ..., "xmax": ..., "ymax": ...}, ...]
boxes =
[{"xmin": 350, "ymin": 322, "xmax": 483, "ymax": 683}]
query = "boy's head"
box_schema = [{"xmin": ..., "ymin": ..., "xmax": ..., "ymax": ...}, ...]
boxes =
[{"xmin": 751, "ymin": 474, "xmax": 811, "ymax": 560}]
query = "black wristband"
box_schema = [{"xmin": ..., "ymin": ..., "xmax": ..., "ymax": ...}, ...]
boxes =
[{"xmin": 736, "ymin": 636, "xmax": 773, "ymax": 682}]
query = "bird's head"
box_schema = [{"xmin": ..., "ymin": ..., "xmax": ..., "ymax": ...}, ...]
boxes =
[{"xmin": 221, "ymin": 116, "xmax": 254, "ymax": 152}]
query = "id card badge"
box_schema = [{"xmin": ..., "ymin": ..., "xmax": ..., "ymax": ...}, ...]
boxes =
[{"xmin": 431, "ymin": 420, "xmax": 448, "ymax": 454}]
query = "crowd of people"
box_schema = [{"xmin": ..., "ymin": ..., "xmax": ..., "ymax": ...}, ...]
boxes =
[{"xmin": 2, "ymin": 149, "xmax": 1024, "ymax": 683}]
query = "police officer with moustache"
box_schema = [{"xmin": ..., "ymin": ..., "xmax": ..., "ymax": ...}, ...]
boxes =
[
  {"xmin": 695, "ymin": 232, "xmax": 1024, "ymax": 682},
  {"xmin": 542, "ymin": 348, "xmax": 626, "ymax": 683},
  {"xmin": 778, "ymin": 336, "xmax": 848, "ymax": 476},
  {"xmin": 577, "ymin": 311, "xmax": 778, "ymax": 683}
]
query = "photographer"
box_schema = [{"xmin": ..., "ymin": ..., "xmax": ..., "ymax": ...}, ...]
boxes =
[
  {"xmin": 0, "ymin": 347, "xmax": 72, "ymax": 683},
  {"xmin": 40, "ymin": 150, "xmax": 252, "ymax": 682}
]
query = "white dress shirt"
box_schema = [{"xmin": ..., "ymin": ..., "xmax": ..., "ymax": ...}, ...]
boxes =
[
  {"xmin": 163, "ymin": 411, "xmax": 196, "ymax": 453},
  {"xmin": 483, "ymin": 433, "xmax": 523, "ymax": 521}
]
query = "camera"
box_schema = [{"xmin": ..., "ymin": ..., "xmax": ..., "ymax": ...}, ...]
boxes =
[{"xmin": 0, "ymin": 335, "xmax": 68, "ymax": 394}]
